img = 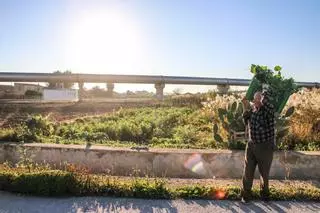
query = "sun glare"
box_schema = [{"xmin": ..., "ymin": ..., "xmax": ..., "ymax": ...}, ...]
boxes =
[{"xmin": 66, "ymin": 11, "xmax": 144, "ymax": 74}]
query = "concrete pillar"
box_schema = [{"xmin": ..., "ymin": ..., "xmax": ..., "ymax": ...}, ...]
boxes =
[
  {"xmin": 106, "ymin": 82, "xmax": 114, "ymax": 97},
  {"xmin": 154, "ymin": 83, "xmax": 165, "ymax": 101},
  {"xmin": 217, "ymin": 84, "xmax": 230, "ymax": 94},
  {"xmin": 78, "ymin": 82, "xmax": 84, "ymax": 101}
]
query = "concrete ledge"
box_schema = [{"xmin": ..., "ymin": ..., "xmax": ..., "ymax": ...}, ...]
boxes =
[{"xmin": 1, "ymin": 143, "xmax": 319, "ymax": 179}]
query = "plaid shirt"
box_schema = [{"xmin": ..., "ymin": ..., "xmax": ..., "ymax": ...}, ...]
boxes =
[{"xmin": 243, "ymin": 91, "xmax": 275, "ymax": 143}]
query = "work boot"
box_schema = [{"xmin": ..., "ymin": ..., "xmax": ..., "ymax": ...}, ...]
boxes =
[
  {"xmin": 260, "ymin": 191, "xmax": 270, "ymax": 202},
  {"xmin": 241, "ymin": 190, "xmax": 251, "ymax": 204},
  {"xmin": 241, "ymin": 196, "xmax": 250, "ymax": 204}
]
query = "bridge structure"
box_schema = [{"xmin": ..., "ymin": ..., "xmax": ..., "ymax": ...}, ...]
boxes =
[{"xmin": 0, "ymin": 72, "xmax": 318, "ymax": 100}]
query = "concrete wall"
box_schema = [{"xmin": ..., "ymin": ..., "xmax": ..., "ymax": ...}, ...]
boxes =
[
  {"xmin": 43, "ymin": 89, "xmax": 78, "ymax": 101},
  {"xmin": 1, "ymin": 143, "xmax": 319, "ymax": 179}
]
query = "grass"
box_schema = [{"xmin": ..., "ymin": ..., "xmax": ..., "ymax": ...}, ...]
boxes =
[
  {"xmin": 0, "ymin": 164, "xmax": 319, "ymax": 200},
  {"xmin": 0, "ymin": 107, "xmax": 228, "ymax": 149}
]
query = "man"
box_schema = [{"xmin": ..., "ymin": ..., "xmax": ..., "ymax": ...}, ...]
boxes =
[{"xmin": 241, "ymin": 89, "xmax": 275, "ymax": 203}]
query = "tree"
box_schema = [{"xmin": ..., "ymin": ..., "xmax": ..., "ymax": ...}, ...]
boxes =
[
  {"xmin": 47, "ymin": 70, "xmax": 74, "ymax": 89},
  {"xmin": 173, "ymin": 88, "xmax": 183, "ymax": 95},
  {"xmin": 24, "ymin": 90, "xmax": 42, "ymax": 98},
  {"xmin": 89, "ymin": 86, "xmax": 106, "ymax": 97}
]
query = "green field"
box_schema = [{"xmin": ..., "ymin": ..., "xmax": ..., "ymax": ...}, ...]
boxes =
[{"xmin": 0, "ymin": 89, "xmax": 319, "ymax": 151}]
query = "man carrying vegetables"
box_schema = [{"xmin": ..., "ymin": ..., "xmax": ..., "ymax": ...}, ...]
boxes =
[
  {"xmin": 241, "ymin": 88, "xmax": 275, "ymax": 203},
  {"xmin": 238, "ymin": 64, "xmax": 297, "ymax": 203}
]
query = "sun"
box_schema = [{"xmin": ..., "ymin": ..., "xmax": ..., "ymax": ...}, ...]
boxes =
[{"xmin": 66, "ymin": 11, "xmax": 144, "ymax": 74}]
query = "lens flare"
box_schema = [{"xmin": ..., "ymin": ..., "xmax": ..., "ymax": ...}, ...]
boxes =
[
  {"xmin": 213, "ymin": 189, "xmax": 226, "ymax": 200},
  {"xmin": 184, "ymin": 154, "xmax": 206, "ymax": 175}
]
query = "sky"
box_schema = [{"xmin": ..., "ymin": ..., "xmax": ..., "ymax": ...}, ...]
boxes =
[{"xmin": 0, "ymin": 0, "xmax": 319, "ymax": 93}]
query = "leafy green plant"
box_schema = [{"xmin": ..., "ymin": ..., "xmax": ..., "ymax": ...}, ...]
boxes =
[
  {"xmin": 13, "ymin": 115, "xmax": 55, "ymax": 143},
  {"xmin": 173, "ymin": 125, "xmax": 198, "ymax": 145},
  {"xmin": 24, "ymin": 90, "xmax": 42, "ymax": 98},
  {"xmin": 248, "ymin": 64, "xmax": 298, "ymax": 113},
  {"xmin": 213, "ymin": 101, "xmax": 245, "ymax": 143},
  {"xmin": 16, "ymin": 143, "xmax": 34, "ymax": 172},
  {"xmin": 24, "ymin": 115, "xmax": 54, "ymax": 137}
]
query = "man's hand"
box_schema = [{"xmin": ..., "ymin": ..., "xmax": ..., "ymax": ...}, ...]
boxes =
[{"xmin": 242, "ymin": 97, "xmax": 250, "ymax": 110}]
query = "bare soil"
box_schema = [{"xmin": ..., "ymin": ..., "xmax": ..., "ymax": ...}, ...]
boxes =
[{"xmin": 0, "ymin": 99, "xmax": 160, "ymax": 127}]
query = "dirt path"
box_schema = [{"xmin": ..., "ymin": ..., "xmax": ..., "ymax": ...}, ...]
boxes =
[{"xmin": 95, "ymin": 175, "xmax": 320, "ymax": 190}]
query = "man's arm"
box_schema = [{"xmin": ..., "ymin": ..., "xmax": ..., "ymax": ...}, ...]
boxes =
[
  {"xmin": 243, "ymin": 110, "xmax": 252, "ymax": 125},
  {"xmin": 261, "ymin": 89, "xmax": 275, "ymax": 116},
  {"xmin": 242, "ymin": 98, "xmax": 252, "ymax": 125}
]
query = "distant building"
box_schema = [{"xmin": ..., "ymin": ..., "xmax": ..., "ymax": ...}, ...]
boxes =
[{"xmin": 43, "ymin": 89, "xmax": 78, "ymax": 101}]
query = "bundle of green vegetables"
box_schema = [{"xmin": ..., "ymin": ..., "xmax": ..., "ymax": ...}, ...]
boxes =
[{"xmin": 246, "ymin": 64, "xmax": 298, "ymax": 114}]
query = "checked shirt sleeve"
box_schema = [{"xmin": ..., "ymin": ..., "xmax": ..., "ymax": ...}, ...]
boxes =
[{"xmin": 261, "ymin": 90, "xmax": 275, "ymax": 116}]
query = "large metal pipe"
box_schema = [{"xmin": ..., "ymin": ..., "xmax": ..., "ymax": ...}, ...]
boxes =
[{"xmin": 0, "ymin": 72, "xmax": 318, "ymax": 87}]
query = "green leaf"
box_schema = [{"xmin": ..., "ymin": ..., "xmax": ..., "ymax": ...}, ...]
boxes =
[
  {"xmin": 227, "ymin": 103, "xmax": 232, "ymax": 111},
  {"xmin": 276, "ymin": 118, "xmax": 289, "ymax": 128},
  {"xmin": 284, "ymin": 106, "xmax": 295, "ymax": 117},
  {"xmin": 236, "ymin": 120, "xmax": 245, "ymax": 131},
  {"xmin": 218, "ymin": 114, "xmax": 224, "ymax": 122},
  {"xmin": 222, "ymin": 121, "xmax": 230, "ymax": 131},
  {"xmin": 213, "ymin": 124, "xmax": 218, "ymax": 134},
  {"xmin": 237, "ymin": 103, "xmax": 244, "ymax": 114},
  {"xmin": 275, "ymin": 72, "xmax": 282, "ymax": 79},
  {"xmin": 218, "ymin": 108, "xmax": 227, "ymax": 115},
  {"xmin": 274, "ymin": 65, "xmax": 282, "ymax": 72},
  {"xmin": 227, "ymin": 112, "xmax": 234, "ymax": 123},
  {"xmin": 250, "ymin": 64, "xmax": 256, "ymax": 74},
  {"xmin": 277, "ymin": 127, "xmax": 289, "ymax": 139},
  {"xmin": 236, "ymin": 115, "xmax": 244, "ymax": 122},
  {"xmin": 229, "ymin": 120, "xmax": 237, "ymax": 129},
  {"xmin": 234, "ymin": 112, "xmax": 242, "ymax": 120},
  {"xmin": 218, "ymin": 108, "xmax": 227, "ymax": 121},
  {"xmin": 214, "ymin": 134, "xmax": 223, "ymax": 143},
  {"xmin": 231, "ymin": 101, "xmax": 237, "ymax": 112}
]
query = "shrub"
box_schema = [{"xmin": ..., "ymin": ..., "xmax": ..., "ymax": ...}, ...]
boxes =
[
  {"xmin": 24, "ymin": 90, "xmax": 42, "ymax": 98},
  {"xmin": 1, "ymin": 166, "xmax": 319, "ymax": 200},
  {"xmin": 0, "ymin": 170, "xmax": 77, "ymax": 196},
  {"xmin": 94, "ymin": 122, "xmax": 118, "ymax": 140},
  {"xmin": 117, "ymin": 121, "xmax": 139, "ymax": 142},
  {"xmin": 165, "ymin": 94, "xmax": 205, "ymax": 108},
  {"xmin": 24, "ymin": 115, "xmax": 54, "ymax": 137},
  {"xmin": 174, "ymin": 185, "xmax": 212, "ymax": 199},
  {"xmin": 173, "ymin": 125, "xmax": 198, "ymax": 145},
  {"xmin": 283, "ymin": 88, "xmax": 320, "ymax": 150}
]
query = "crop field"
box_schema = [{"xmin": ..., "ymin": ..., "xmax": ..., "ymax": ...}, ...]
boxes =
[{"xmin": 0, "ymin": 89, "xmax": 319, "ymax": 151}]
